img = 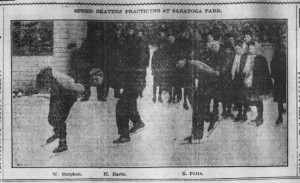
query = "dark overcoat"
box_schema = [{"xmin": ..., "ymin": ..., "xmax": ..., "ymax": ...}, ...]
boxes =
[
  {"xmin": 270, "ymin": 49, "xmax": 286, "ymax": 103},
  {"xmin": 242, "ymin": 54, "xmax": 273, "ymax": 101}
]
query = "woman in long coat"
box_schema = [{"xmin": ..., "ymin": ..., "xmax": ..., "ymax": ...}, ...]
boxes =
[
  {"xmin": 242, "ymin": 41, "xmax": 273, "ymax": 126},
  {"xmin": 151, "ymin": 34, "xmax": 169, "ymax": 103},
  {"xmin": 270, "ymin": 44, "xmax": 287, "ymax": 125}
]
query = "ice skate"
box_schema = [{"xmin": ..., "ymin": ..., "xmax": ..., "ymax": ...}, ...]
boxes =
[
  {"xmin": 113, "ymin": 136, "xmax": 130, "ymax": 144},
  {"xmin": 46, "ymin": 133, "xmax": 59, "ymax": 144},
  {"xmin": 255, "ymin": 115, "xmax": 264, "ymax": 127},
  {"xmin": 129, "ymin": 121, "xmax": 145, "ymax": 134},
  {"xmin": 53, "ymin": 139, "xmax": 68, "ymax": 153},
  {"xmin": 275, "ymin": 116, "xmax": 283, "ymax": 125},
  {"xmin": 183, "ymin": 131, "xmax": 203, "ymax": 144},
  {"xmin": 158, "ymin": 97, "xmax": 163, "ymax": 103},
  {"xmin": 152, "ymin": 97, "xmax": 156, "ymax": 103},
  {"xmin": 183, "ymin": 101, "xmax": 189, "ymax": 110}
]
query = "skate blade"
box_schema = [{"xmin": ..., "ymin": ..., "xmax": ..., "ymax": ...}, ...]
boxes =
[
  {"xmin": 41, "ymin": 142, "xmax": 50, "ymax": 148},
  {"xmin": 49, "ymin": 150, "xmax": 68, "ymax": 159},
  {"xmin": 180, "ymin": 138, "xmax": 202, "ymax": 145},
  {"xmin": 206, "ymin": 120, "xmax": 222, "ymax": 138}
]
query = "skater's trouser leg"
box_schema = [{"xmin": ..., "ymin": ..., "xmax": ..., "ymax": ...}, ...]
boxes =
[
  {"xmin": 48, "ymin": 94, "xmax": 77, "ymax": 140},
  {"xmin": 158, "ymin": 86, "xmax": 163, "ymax": 98},
  {"xmin": 97, "ymin": 71, "xmax": 110, "ymax": 100},
  {"xmin": 256, "ymin": 101, "xmax": 263, "ymax": 118},
  {"xmin": 128, "ymin": 96, "xmax": 142, "ymax": 126},
  {"xmin": 82, "ymin": 85, "xmax": 91, "ymax": 99},
  {"xmin": 185, "ymin": 88, "xmax": 194, "ymax": 107},
  {"xmin": 212, "ymin": 97, "xmax": 219, "ymax": 115},
  {"xmin": 116, "ymin": 93, "xmax": 141, "ymax": 136},
  {"xmin": 192, "ymin": 91, "xmax": 211, "ymax": 139},
  {"xmin": 153, "ymin": 83, "xmax": 157, "ymax": 99},
  {"xmin": 116, "ymin": 97, "xmax": 130, "ymax": 137},
  {"xmin": 174, "ymin": 87, "xmax": 182, "ymax": 101},
  {"xmin": 243, "ymin": 101, "xmax": 250, "ymax": 114},
  {"xmin": 222, "ymin": 102, "xmax": 226, "ymax": 113},
  {"xmin": 252, "ymin": 101, "xmax": 263, "ymax": 118},
  {"xmin": 140, "ymin": 71, "xmax": 147, "ymax": 96},
  {"xmin": 97, "ymin": 83, "xmax": 109, "ymax": 100},
  {"xmin": 168, "ymin": 87, "xmax": 173, "ymax": 100},
  {"xmin": 114, "ymin": 86, "xmax": 121, "ymax": 97},
  {"xmin": 278, "ymin": 102, "xmax": 284, "ymax": 118},
  {"xmin": 184, "ymin": 88, "xmax": 187, "ymax": 103},
  {"xmin": 236, "ymin": 102, "xmax": 243, "ymax": 115}
]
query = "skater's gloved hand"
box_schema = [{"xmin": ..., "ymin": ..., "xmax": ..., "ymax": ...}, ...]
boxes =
[
  {"xmin": 76, "ymin": 83, "xmax": 85, "ymax": 94},
  {"xmin": 120, "ymin": 89, "xmax": 124, "ymax": 94}
]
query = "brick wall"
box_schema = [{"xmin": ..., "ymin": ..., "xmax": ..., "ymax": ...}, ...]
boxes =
[{"xmin": 12, "ymin": 20, "xmax": 87, "ymax": 92}]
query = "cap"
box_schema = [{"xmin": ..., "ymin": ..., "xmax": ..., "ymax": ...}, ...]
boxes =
[{"xmin": 89, "ymin": 68, "xmax": 103, "ymax": 76}]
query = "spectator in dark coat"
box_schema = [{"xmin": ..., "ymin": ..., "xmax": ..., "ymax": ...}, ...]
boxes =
[
  {"xmin": 85, "ymin": 29, "xmax": 109, "ymax": 102},
  {"xmin": 220, "ymin": 43, "xmax": 236, "ymax": 119},
  {"xmin": 135, "ymin": 30, "xmax": 150, "ymax": 98},
  {"xmin": 108, "ymin": 27, "xmax": 125, "ymax": 98},
  {"xmin": 175, "ymin": 31, "xmax": 194, "ymax": 108},
  {"xmin": 242, "ymin": 42, "xmax": 273, "ymax": 126},
  {"xmin": 229, "ymin": 41, "xmax": 250, "ymax": 122},
  {"xmin": 166, "ymin": 33, "xmax": 177, "ymax": 104},
  {"xmin": 69, "ymin": 40, "xmax": 92, "ymax": 101},
  {"xmin": 271, "ymin": 44, "xmax": 287, "ymax": 125},
  {"xmin": 205, "ymin": 41, "xmax": 226, "ymax": 121},
  {"xmin": 151, "ymin": 31, "xmax": 169, "ymax": 103}
]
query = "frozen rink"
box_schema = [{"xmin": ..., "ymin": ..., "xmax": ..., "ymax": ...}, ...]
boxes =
[{"xmin": 12, "ymin": 67, "xmax": 287, "ymax": 167}]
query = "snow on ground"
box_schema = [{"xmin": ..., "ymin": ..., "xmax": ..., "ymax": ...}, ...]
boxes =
[{"xmin": 12, "ymin": 67, "xmax": 287, "ymax": 167}]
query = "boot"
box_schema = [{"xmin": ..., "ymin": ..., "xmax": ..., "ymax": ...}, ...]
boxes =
[
  {"xmin": 251, "ymin": 116, "xmax": 259, "ymax": 123},
  {"xmin": 139, "ymin": 93, "xmax": 144, "ymax": 98},
  {"xmin": 227, "ymin": 109, "xmax": 235, "ymax": 119},
  {"xmin": 184, "ymin": 131, "xmax": 203, "ymax": 144},
  {"xmin": 98, "ymin": 96, "xmax": 107, "ymax": 102},
  {"xmin": 221, "ymin": 110, "xmax": 230, "ymax": 119},
  {"xmin": 53, "ymin": 139, "xmax": 68, "ymax": 153},
  {"xmin": 129, "ymin": 121, "xmax": 145, "ymax": 134},
  {"xmin": 255, "ymin": 114, "xmax": 264, "ymax": 127},
  {"xmin": 275, "ymin": 116, "xmax": 283, "ymax": 125},
  {"xmin": 240, "ymin": 112, "xmax": 248, "ymax": 122},
  {"xmin": 234, "ymin": 113, "xmax": 242, "ymax": 122},
  {"xmin": 152, "ymin": 96, "xmax": 156, "ymax": 103},
  {"xmin": 80, "ymin": 97, "xmax": 89, "ymax": 102},
  {"xmin": 158, "ymin": 96, "xmax": 163, "ymax": 103},
  {"xmin": 113, "ymin": 135, "xmax": 130, "ymax": 144},
  {"xmin": 183, "ymin": 101, "xmax": 189, "ymax": 110},
  {"xmin": 208, "ymin": 115, "xmax": 218, "ymax": 132},
  {"xmin": 46, "ymin": 133, "xmax": 59, "ymax": 144},
  {"xmin": 114, "ymin": 90, "xmax": 121, "ymax": 98}
]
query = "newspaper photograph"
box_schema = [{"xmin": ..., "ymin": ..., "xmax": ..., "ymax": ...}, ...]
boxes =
[{"xmin": 0, "ymin": 0, "xmax": 299, "ymax": 182}]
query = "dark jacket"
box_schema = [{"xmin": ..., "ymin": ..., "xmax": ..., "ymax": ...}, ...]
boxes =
[
  {"xmin": 151, "ymin": 46, "xmax": 169, "ymax": 76},
  {"xmin": 270, "ymin": 49, "xmax": 286, "ymax": 102},
  {"xmin": 69, "ymin": 45, "xmax": 91, "ymax": 84},
  {"xmin": 241, "ymin": 54, "xmax": 273, "ymax": 97}
]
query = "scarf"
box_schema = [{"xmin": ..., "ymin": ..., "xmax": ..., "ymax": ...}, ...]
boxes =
[
  {"xmin": 243, "ymin": 54, "xmax": 256, "ymax": 87},
  {"xmin": 231, "ymin": 54, "xmax": 241, "ymax": 79}
]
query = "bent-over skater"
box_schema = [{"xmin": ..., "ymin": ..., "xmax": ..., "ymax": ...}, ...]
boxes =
[
  {"xmin": 36, "ymin": 67, "xmax": 103, "ymax": 153},
  {"xmin": 176, "ymin": 59, "xmax": 220, "ymax": 143}
]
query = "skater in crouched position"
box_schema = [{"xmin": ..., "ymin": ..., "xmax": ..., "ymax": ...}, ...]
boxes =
[
  {"xmin": 36, "ymin": 67, "xmax": 103, "ymax": 153},
  {"xmin": 176, "ymin": 59, "xmax": 220, "ymax": 143}
]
